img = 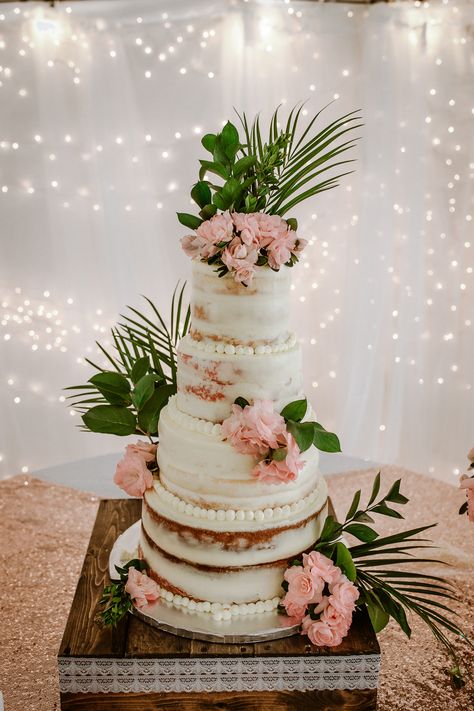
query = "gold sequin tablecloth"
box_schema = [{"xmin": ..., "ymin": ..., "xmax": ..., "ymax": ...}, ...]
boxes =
[{"xmin": 0, "ymin": 467, "xmax": 472, "ymax": 710}]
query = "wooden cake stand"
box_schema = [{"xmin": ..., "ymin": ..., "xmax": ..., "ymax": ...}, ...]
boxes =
[{"xmin": 58, "ymin": 499, "xmax": 380, "ymax": 710}]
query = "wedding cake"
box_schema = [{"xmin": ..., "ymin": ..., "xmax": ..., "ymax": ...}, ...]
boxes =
[{"xmin": 138, "ymin": 258, "xmax": 328, "ymax": 615}]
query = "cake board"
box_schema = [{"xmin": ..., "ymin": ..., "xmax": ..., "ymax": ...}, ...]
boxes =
[{"xmin": 58, "ymin": 498, "xmax": 380, "ymax": 710}]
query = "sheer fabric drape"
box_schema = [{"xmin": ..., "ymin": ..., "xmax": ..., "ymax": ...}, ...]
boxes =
[{"xmin": 0, "ymin": 0, "xmax": 472, "ymax": 482}]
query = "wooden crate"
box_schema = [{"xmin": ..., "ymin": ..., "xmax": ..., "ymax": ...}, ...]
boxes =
[{"xmin": 58, "ymin": 499, "xmax": 380, "ymax": 710}]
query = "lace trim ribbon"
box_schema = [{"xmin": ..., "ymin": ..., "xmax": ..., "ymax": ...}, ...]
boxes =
[{"xmin": 59, "ymin": 654, "xmax": 380, "ymax": 693}]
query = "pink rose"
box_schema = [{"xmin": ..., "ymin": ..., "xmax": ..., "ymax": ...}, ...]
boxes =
[
  {"xmin": 301, "ymin": 616, "xmax": 344, "ymax": 647},
  {"xmin": 180, "ymin": 234, "xmax": 201, "ymax": 259},
  {"xmin": 232, "ymin": 212, "xmax": 260, "ymax": 246},
  {"xmin": 284, "ymin": 566, "xmax": 324, "ymax": 605},
  {"xmin": 125, "ymin": 567, "xmax": 160, "ymax": 609},
  {"xmin": 113, "ymin": 451, "xmax": 154, "ymax": 497},
  {"xmin": 460, "ymin": 474, "xmax": 474, "ymax": 490},
  {"xmin": 253, "ymin": 457, "xmax": 296, "ymax": 485},
  {"xmin": 126, "ymin": 441, "xmax": 157, "ymax": 464},
  {"xmin": 302, "ymin": 551, "xmax": 342, "ymax": 586},
  {"xmin": 222, "ymin": 399, "xmax": 286, "ymax": 457},
  {"xmin": 252, "ymin": 429, "xmax": 304, "ymax": 484},
  {"xmin": 281, "ymin": 596, "xmax": 307, "ymax": 623},
  {"xmin": 266, "ymin": 231, "xmax": 295, "ymax": 270},
  {"xmin": 221, "ymin": 238, "xmax": 259, "ymax": 286},
  {"xmin": 328, "ymin": 577, "xmax": 360, "ymax": 616},
  {"xmin": 255, "ymin": 213, "xmax": 289, "ymax": 245}
]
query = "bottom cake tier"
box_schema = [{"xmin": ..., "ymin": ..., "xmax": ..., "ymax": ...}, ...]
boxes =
[{"xmin": 139, "ymin": 476, "xmax": 328, "ymax": 613}]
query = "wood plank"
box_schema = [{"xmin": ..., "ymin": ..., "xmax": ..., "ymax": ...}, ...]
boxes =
[
  {"xmin": 59, "ymin": 498, "xmax": 141, "ymax": 658},
  {"xmin": 126, "ymin": 614, "xmax": 192, "ymax": 658},
  {"xmin": 254, "ymin": 608, "xmax": 379, "ymax": 657},
  {"xmin": 60, "ymin": 688, "xmax": 377, "ymax": 710}
]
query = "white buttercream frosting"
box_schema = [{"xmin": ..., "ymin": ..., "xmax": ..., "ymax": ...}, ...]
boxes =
[{"xmin": 191, "ymin": 260, "xmax": 292, "ymax": 347}]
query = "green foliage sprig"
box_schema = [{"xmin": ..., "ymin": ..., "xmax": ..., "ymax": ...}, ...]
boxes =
[
  {"xmin": 177, "ymin": 103, "xmax": 362, "ymax": 229},
  {"xmin": 65, "ymin": 284, "xmax": 190, "ymax": 439},
  {"xmin": 100, "ymin": 559, "xmax": 146, "ymax": 627},
  {"xmin": 233, "ymin": 396, "xmax": 341, "ymax": 456},
  {"xmin": 289, "ymin": 473, "xmax": 470, "ymax": 660}
]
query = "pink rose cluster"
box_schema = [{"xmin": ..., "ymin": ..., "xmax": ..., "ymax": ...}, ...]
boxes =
[
  {"xmin": 282, "ymin": 551, "xmax": 359, "ymax": 647},
  {"xmin": 181, "ymin": 211, "xmax": 307, "ymax": 285},
  {"xmin": 221, "ymin": 399, "xmax": 304, "ymax": 484},
  {"xmin": 124, "ymin": 567, "xmax": 160, "ymax": 609},
  {"xmin": 113, "ymin": 440, "xmax": 157, "ymax": 498}
]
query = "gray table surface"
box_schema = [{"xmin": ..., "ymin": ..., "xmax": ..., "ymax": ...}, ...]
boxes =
[{"xmin": 32, "ymin": 451, "xmax": 377, "ymax": 498}]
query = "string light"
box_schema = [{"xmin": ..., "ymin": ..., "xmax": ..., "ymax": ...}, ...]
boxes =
[{"xmin": 0, "ymin": 0, "xmax": 471, "ymax": 483}]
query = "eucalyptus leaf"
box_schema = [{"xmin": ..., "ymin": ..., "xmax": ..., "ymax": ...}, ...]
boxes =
[
  {"xmin": 82, "ymin": 405, "xmax": 136, "ymax": 436},
  {"xmin": 221, "ymin": 120, "xmax": 240, "ymax": 147},
  {"xmin": 346, "ymin": 490, "xmax": 361, "ymax": 521},
  {"xmin": 367, "ymin": 471, "xmax": 381, "ymax": 506}
]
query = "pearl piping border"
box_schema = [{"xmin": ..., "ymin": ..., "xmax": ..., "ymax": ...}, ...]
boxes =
[
  {"xmin": 167, "ymin": 394, "xmax": 223, "ymax": 438},
  {"xmin": 153, "ymin": 477, "xmax": 321, "ymax": 524},
  {"xmin": 158, "ymin": 585, "xmax": 281, "ymax": 621},
  {"xmin": 185, "ymin": 332, "xmax": 298, "ymax": 356}
]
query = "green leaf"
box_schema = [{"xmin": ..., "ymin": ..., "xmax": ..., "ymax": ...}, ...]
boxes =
[
  {"xmin": 88, "ymin": 371, "xmax": 131, "ymax": 405},
  {"xmin": 89, "ymin": 371, "xmax": 130, "ymax": 394},
  {"xmin": 191, "ymin": 181, "xmax": 212, "ymax": 209},
  {"xmin": 367, "ymin": 471, "xmax": 381, "ymax": 506},
  {"xmin": 367, "ymin": 602, "xmax": 390, "ymax": 633},
  {"xmin": 345, "ymin": 523, "xmax": 379, "ymax": 543},
  {"xmin": 385, "ymin": 479, "xmax": 409, "ymax": 505},
  {"xmin": 137, "ymin": 384, "xmax": 174, "ymax": 435},
  {"xmin": 221, "ymin": 120, "xmax": 240, "ymax": 147},
  {"xmin": 82, "ymin": 405, "xmax": 136, "ymax": 436},
  {"xmin": 335, "ymin": 542, "xmax": 357, "ymax": 582},
  {"xmin": 234, "ymin": 396, "xmax": 250, "ymax": 409},
  {"xmin": 280, "ymin": 398, "xmax": 307, "ymax": 422},
  {"xmin": 201, "ymin": 133, "xmax": 216, "ymax": 153},
  {"xmin": 130, "ymin": 356, "xmax": 150, "ymax": 385},
  {"xmin": 199, "ymin": 203, "xmax": 217, "ymax": 220},
  {"xmin": 199, "ymin": 159, "xmax": 229, "ymax": 181},
  {"xmin": 132, "ymin": 373, "xmax": 156, "ymax": 410},
  {"xmin": 371, "ymin": 503, "xmax": 404, "ymax": 519},
  {"xmin": 346, "ymin": 490, "xmax": 361, "ymax": 521},
  {"xmin": 313, "ymin": 423, "xmax": 341, "ymax": 453},
  {"xmin": 177, "ymin": 212, "xmax": 202, "ymax": 229},
  {"xmin": 233, "ymin": 155, "xmax": 257, "ymax": 178},
  {"xmin": 286, "ymin": 217, "xmax": 298, "ymax": 231},
  {"xmin": 286, "ymin": 420, "xmax": 315, "ymax": 453},
  {"xmin": 318, "ymin": 514, "xmax": 341, "ymax": 543}
]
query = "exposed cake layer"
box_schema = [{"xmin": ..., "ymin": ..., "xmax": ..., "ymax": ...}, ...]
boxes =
[
  {"xmin": 141, "ymin": 481, "xmax": 328, "ymax": 568},
  {"xmin": 157, "ymin": 397, "xmax": 321, "ymax": 509},
  {"xmin": 140, "ymin": 498, "xmax": 327, "ymax": 604},
  {"xmin": 177, "ymin": 335, "xmax": 303, "ymax": 422},
  {"xmin": 190, "ymin": 261, "xmax": 291, "ymax": 347}
]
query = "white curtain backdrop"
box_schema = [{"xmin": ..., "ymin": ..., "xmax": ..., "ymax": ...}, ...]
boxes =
[{"xmin": 0, "ymin": 0, "xmax": 472, "ymax": 483}]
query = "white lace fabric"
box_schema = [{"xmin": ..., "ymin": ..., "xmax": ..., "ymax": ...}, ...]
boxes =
[{"xmin": 59, "ymin": 654, "xmax": 380, "ymax": 693}]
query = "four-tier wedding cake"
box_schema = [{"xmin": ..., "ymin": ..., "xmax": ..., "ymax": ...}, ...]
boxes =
[{"xmin": 139, "ymin": 260, "xmax": 328, "ymax": 615}]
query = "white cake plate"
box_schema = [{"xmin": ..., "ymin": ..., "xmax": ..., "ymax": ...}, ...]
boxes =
[{"xmin": 109, "ymin": 521, "xmax": 300, "ymax": 644}]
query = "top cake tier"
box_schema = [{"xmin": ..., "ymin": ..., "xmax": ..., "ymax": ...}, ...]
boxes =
[{"xmin": 190, "ymin": 261, "xmax": 291, "ymax": 348}]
